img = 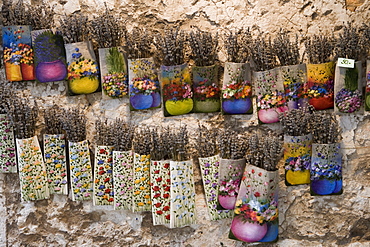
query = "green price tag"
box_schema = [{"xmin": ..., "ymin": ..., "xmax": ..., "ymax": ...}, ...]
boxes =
[{"xmin": 338, "ymin": 58, "xmax": 355, "ymax": 68}]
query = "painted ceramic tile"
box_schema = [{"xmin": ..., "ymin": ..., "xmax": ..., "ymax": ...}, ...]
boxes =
[
  {"xmin": 281, "ymin": 64, "xmax": 307, "ymax": 110},
  {"xmin": 43, "ymin": 134, "xmax": 68, "ymax": 195},
  {"xmin": 365, "ymin": 60, "xmax": 370, "ymax": 111},
  {"xmin": 170, "ymin": 160, "xmax": 196, "ymax": 228},
  {"xmin": 65, "ymin": 41, "xmax": 100, "ymax": 96},
  {"xmin": 229, "ymin": 165, "xmax": 279, "ymax": 243},
  {"xmin": 222, "ymin": 62, "xmax": 253, "ymax": 115},
  {"xmin": 16, "ymin": 136, "xmax": 49, "ymax": 201},
  {"xmin": 161, "ymin": 63, "xmax": 193, "ymax": 116},
  {"xmin": 284, "ymin": 134, "xmax": 312, "ymax": 186},
  {"xmin": 199, "ymin": 155, "xmax": 232, "ymax": 220},
  {"xmin": 0, "ymin": 114, "xmax": 17, "ymax": 173},
  {"xmin": 151, "ymin": 160, "xmax": 171, "ymax": 226},
  {"xmin": 306, "ymin": 61, "xmax": 335, "ymax": 110},
  {"xmin": 2, "ymin": 25, "xmax": 35, "ymax": 81},
  {"xmin": 217, "ymin": 158, "xmax": 246, "ymax": 210},
  {"xmin": 334, "ymin": 61, "xmax": 362, "ymax": 114},
  {"xmin": 99, "ymin": 47, "xmax": 128, "ymax": 99},
  {"xmin": 193, "ymin": 65, "xmax": 220, "ymax": 113},
  {"xmin": 68, "ymin": 140, "xmax": 93, "ymax": 201},
  {"xmin": 113, "ymin": 151, "xmax": 134, "ymax": 210},
  {"xmin": 132, "ymin": 153, "xmax": 151, "ymax": 212},
  {"xmin": 93, "ymin": 145, "xmax": 114, "ymax": 206},
  {"xmin": 254, "ymin": 68, "xmax": 287, "ymax": 124},
  {"xmin": 128, "ymin": 58, "xmax": 160, "ymax": 110},
  {"xmin": 32, "ymin": 29, "xmax": 67, "ymax": 83},
  {"xmin": 310, "ymin": 143, "xmax": 342, "ymax": 196}
]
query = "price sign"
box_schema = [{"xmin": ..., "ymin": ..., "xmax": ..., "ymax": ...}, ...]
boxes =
[{"xmin": 337, "ymin": 58, "xmax": 355, "ymax": 68}]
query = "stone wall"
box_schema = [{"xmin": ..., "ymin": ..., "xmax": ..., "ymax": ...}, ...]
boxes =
[{"xmin": 1, "ymin": 0, "xmax": 370, "ymax": 246}]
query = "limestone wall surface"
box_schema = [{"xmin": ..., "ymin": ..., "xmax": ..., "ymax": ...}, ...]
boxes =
[{"xmin": 1, "ymin": 0, "xmax": 370, "ymax": 246}]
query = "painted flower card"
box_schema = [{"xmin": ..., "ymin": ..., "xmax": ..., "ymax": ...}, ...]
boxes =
[
  {"xmin": 161, "ymin": 63, "xmax": 193, "ymax": 116},
  {"xmin": 32, "ymin": 30, "xmax": 67, "ymax": 83},
  {"xmin": 254, "ymin": 68, "xmax": 287, "ymax": 124},
  {"xmin": 199, "ymin": 155, "xmax": 232, "ymax": 220},
  {"xmin": 229, "ymin": 165, "xmax": 279, "ymax": 243},
  {"xmin": 113, "ymin": 151, "xmax": 134, "ymax": 210},
  {"xmin": 129, "ymin": 58, "xmax": 161, "ymax": 110},
  {"xmin": 0, "ymin": 114, "xmax": 17, "ymax": 173},
  {"xmin": 151, "ymin": 160, "xmax": 171, "ymax": 226},
  {"xmin": 366, "ymin": 60, "xmax": 370, "ymax": 111},
  {"xmin": 222, "ymin": 62, "xmax": 253, "ymax": 115},
  {"xmin": 2, "ymin": 25, "xmax": 35, "ymax": 81},
  {"xmin": 132, "ymin": 153, "xmax": 151, "ymax": 212},
  {"xmin": 99, "ymin": 47, "xmax": 128, "ymax": 99},
  {"xmin": 310, "ymin": 143, "xmax": 342, "ymax": 196},
  {"xmin": 281, "ymin": 64, "xmax": 307, "ymax": 110},
  {"xmin": 284, "ymin": 134, "xmax": 312, "ymax": 186},
  {"xmin": 43, "ymin": 134, "xmax": 68, "ymax": 195},
  {"xmin": 68, "ymin": 140, "xmax": 93, "ymax": 201},
  {"xmin": 217, "ymin": 158, "xmax": 246, "ymax": 210},
  {"xmin": 16, "ymin": 136, "xmax": 50, "ymax": 201},
  {"xmin": 193, "ymin": 65, "xmax": 220, "ymax": 113},
  {"xmin": 93, "ymin": 146, "xmax": 114, "ymax": 206},
  {"xmin": 170, "ymin": 160, "xmax": 196, "ymax": 228},
  {"xmin": 306, "ymin": 61, "xmax": 335, "ymax": 110},
  {"xmin": 65, "ymin": 41, "xmax": 100, "ymax": 96},
  {"xmin": 334, "ymin": 61, "xmax": 362, "ymax": 114}
]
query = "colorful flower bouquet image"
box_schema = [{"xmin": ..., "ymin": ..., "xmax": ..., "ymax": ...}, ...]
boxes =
[
  {"xmin": 16, "ymin": 136, "xmax": 50, "ymax": 202},
  {"xmin": 254, "ymin": 68, "xmax": 287, "ymax": 124},
  {"xmin": 43, "ymin": 134, "xmax": 68, "ymax": 195},
  {"xmin": 310, "ymin": 143, "xmax": 342, "ymax": 196},
  {"xmin": 113, "ymin": 151, "xmax": 134, "ymax": 210},
  {"xmin": 281, "ymin": 64, "xmax": 307, "ymax": 110},
  {"xmin": 128, "ymin": 58, "xmax": 160, "ymax": 110},
  {"xmin": 161, "ymin": 64, "xmax": 193, "ymax": 116},
  {"xmin": 94, "ymin": 146, "xmax": 114, "ymax": 206},
  {"xmin": 366, "ymin": 64, "xmax": 370, "ymax": 111},
  {"xmin": 3, "ymin": 26, "xmax": 35, "ymax": 81},
  {"xmin": 222, "ymin": 62, "xmax": 253, "ymax": 115},
  {"xmin": 192, "ymin": 65, "xmax": 220, "ymax": 113},
  {"xmin": 334, "ymin": 61, "xmax": 362, "ymax": 113},
  {"xmin": 32, "ymin": 30, "xmax": 67, "ymax": 83},
  {"xmin": 68, "ymin": 140, "xmax": 93, "ymax": 201},
  {"xmin": 151, "ymin": 160, "xmax": 171, "ymax": 226},
  {"xmin": 229, "ymin": 165, "xmax": 279, "ymax": 243},
  {"xmin": 306, "ymin": 61, "xmax": 335, "ymax": 110},
  {"xmin": 0, "ymin": 114, "xmax": 17, "ymax": 173},
  {"xmin": 99, "ymin": 47, "xmax": 128, "ymax": 99},
  {"xmin": 65, "ymin": 42, "xmax": 100, "ymax": 95}
]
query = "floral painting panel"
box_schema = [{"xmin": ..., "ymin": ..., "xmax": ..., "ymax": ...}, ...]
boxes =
[
  {"xmin": 3, "ymin": 25, "xmax": 35, "ymax": 81},
  {"xmin": 113, "ymin": 151, "xmax": 134, "ymax": 210},
  {"xmin": 128, "ymin": 58, "xmax": 160, "ymax": 110},
  {"xmin": 365, "ymin": 60, "xmax": 370, "ymax": 111},
  {"xmin": 0, "ymin": 114, "xmax": 17, "ymax": 173},
  {"xmin": 281, "ymin": 64, "xmax": 307, "ymax": 110},
  {"xmin": 132, "ymin": 153, "xmax": 151, "ymax": 212},
  {"xmin": 94, "ymin": 146, "xmax": 114, "ymax": 206}
]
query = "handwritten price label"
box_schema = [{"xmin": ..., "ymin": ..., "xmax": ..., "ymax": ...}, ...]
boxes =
[{"xmin": 338, "ymin": 58, "xmax": 355, "ymax": 68}]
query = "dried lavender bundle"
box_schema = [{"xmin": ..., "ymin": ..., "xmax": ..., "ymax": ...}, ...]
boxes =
[
  {"xmin": 58, "ymin": 12, "xmax": 89, "ymax": 43},
  {"xmin": 132, "ymin": 125, "xmax": 152, "ymax": 155},
  {"xmin": 43, "ymin": 105, "xmax": 64, "ymax": 134},
  {"xmin": 123, "ymin": 27, "xmax": 153, "ymax": 59},
  {"xmin": 168, "ymin": 124, "xmax": 190, "ymax": 161},
  {"xmin": 217, "ymin": 127, "xmax": 247, "ymax": 160},
  {"xmin": 95, "ymin": 119, "xmax": 115, "ymax": 146},
  {"xmin": 304, "ymin": 34, "xmax": 334, "ymax": 64},
  {"xmin": 0, "ymin": 84, "xmax": 15, "ymax": 114},
  {"xmin": 334, "ymin": 23, "xmax": 365, "ymax": 61},
  {"xmin": 310, "ymin": 113, "xmax": 341, "ymax": 144},
  {"xmin": 245, "ymin": 131, "xmax": 282, "ymax": 171},
  {"xmin": 60, "ymin": 108, "xmax": 86, "ymax": 142},
  {"xmin": 279, "ymin": 105, "xmax": 314, "ymax": 136},
  {"xmin": 1, "ymin": 0, "xmax": 15, "ymax": 26},
  {"xmin": 26, "ymin": 3, "xmax": 55, "ymax": 30},
  {"xmin": 8, "ymin": 98, "xmax": 38, "ymax": 139},
  {"xmin": 150, "ymin": 126, "xmax": 172, "ymax": 160},
  {"xmin": 223, "ymin": 28, "xmax": 252, "ymax": 63},
  {"xmin": 196, "ymin": 124, "xmax": 218, "ymax": 158},
  {"xmin": 89, "ymin": 5, "xmax": 124, "ymax": 48},
  {"xmin": 112, "ymin": 118, "xmax": 134, "ymax": 151},
  {"xmin": 154, "ymin": 27, "xmax": 187, "ymax": 66},
  {"xmin": 359, "ymin": 24, "xmax": 370, "ymax": 59},
  {"xmin": 188, "ymin": 28, "xmax": 219, "ymax": 66},
  {"xmin": 273, "ymin": 30, "xmax": 300, "ymax": 66},
  {"xmin": 251, "ymin": 34, "xmax": 277, "ymax": 71}
]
